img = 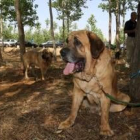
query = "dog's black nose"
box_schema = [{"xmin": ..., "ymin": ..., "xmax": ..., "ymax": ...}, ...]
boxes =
[{"xmin": 60, "ymin": 48, "xmax": 69, "ymax": 57}]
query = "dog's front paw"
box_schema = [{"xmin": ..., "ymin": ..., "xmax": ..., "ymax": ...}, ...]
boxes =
[
  {"xmin": 100, "ymin": 129, "xmax": 114, "ymax": 136},
  {"xmin": 58, "ymin": 118, "xmax": 74, "ymax": 130}
]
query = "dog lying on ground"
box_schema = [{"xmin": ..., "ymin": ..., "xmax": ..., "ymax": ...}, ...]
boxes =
[
  {"xmin": 22, "ymin": 49, "xmax": 53, "ymax": 80},
  {"xmin": 58, "ymin": 30, "xmax": 130, "ymax": 136}
]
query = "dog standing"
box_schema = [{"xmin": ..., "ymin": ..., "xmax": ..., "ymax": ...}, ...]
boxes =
[
  {"xmin": 58, "ymin": 30, "xmax": 130, "ymax": 136},
  {"xmin": 22, "ymin": 49, "xmax": 53, "ymax": 80}
]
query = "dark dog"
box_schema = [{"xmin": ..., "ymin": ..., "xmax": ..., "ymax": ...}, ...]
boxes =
[
  {"xmin": 23, "ymin": 49, "xmax": 53, "ymax": 80},
  {"xmin": 58, "ymin": 30, "xmax": 130, "ymax": 136}
]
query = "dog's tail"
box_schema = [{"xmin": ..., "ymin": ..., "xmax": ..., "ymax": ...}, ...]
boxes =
[{"xmin": 109, "ymin": 92, "xmax": 130, "ymax": 112}]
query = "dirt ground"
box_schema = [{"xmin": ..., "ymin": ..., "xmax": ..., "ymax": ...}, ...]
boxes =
[{"xmin": 0, "ymin": 47, "xmax": 140, "ymax": 140}]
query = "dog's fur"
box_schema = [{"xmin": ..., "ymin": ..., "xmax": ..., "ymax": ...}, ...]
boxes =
[
  {"xmin": 22, "ymin": 49, "xmax": 53, "ymax": 80},
  {"xmin": 59, "ymin": 30, "xmax": 130, "ymax": 136}
]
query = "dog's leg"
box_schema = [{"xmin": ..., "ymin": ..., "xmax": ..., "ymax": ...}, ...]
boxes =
[
  {"xmin": 31, "ymin": 65, "xmax": 38, "ymax": 80},
  {"xmin": 25, "ymin": 65, "xmax": 29, "ymax": 79},
  {"xmin": 58, "ymin": 87, "xmax": 84, "ymax": 130},
  {"xmin": 100, "ymin": 94, "xmax": 114, "ymax": 136},
  {"xmin": 40, "ymin": 68, "xmax": 45, "ymax": 80}
]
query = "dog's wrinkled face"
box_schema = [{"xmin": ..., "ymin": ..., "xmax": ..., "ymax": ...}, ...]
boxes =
[
  {"xmin": 42, "ymin": 50, "xmax": 53, "ymax": 61},
  {"xmin": 60, "ymin": 30, "xmax": 104, "ymax": 75},
  {"xmin": 60, "ymin": 33, "xmax": 85, "ymax": 75}
]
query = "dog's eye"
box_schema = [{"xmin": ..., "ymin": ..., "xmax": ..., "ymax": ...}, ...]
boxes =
[{"xmin": 74, "ymin": 37, "xmax": 82, "ymax": 46}]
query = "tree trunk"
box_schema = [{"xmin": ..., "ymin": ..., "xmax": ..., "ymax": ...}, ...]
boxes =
[
  {"xmin": 0, "ymin": 26, "xmax": 3, "ymax": 65},
  {"xmin": 62, "ymin": 10, "xmax": 65, "ymax": 41},
  {"xmin": 130, "ymin": 2, "xmax": 140, "ymax": 101},
  {"xmin": 115, "ymin": 0, "xmax": 120, "ymax": 49},
  {"xmin": 49, "ymin": 0, "xmax": 56, "ymax": 61},
  {"xmin": 108, "ymin": 0, "xmax": 112, "ymax": 48},
  {"xmin": 0, "ymin": 9, "xmax": 3, "ymax": 66},
  {"xmin": 122, "ymin": 0, "xmax": 126, "ymax": 51},
  {"xmin": 61, "ymin": 1, "xmax": 66, "ymax": 42},
  {"xmin": 67, "ymin": 17, "xmax": 69, "ymax": 34},
  {"xmin": 14, "ymin": 0, "xmax": 25, "ymax": 61},
  {"xmin": 0, "ymin": 48, "xmax": 3, "ymax": 65},
  {"xmin": 66, "ymin": 4, "xmax": 70, "ymax": 34},
  {"xmin": 0, "ymin": 8, "xmax": 4, "ymax": 52}
]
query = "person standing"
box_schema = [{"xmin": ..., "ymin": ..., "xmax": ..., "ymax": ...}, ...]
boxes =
[{"xmin": 124, "ymin": 12, "xmax": 137, "ymax": 67}]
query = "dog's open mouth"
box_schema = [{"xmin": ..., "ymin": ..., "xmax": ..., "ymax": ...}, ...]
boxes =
[{"xmin": 63, "ymin": 60, "xmax": 85, "ymax": 75}]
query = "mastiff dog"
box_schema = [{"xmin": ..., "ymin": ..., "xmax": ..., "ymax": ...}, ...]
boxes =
[
  {"xmin": 23, "ymin": 49, "xmax": 53, "ymax": 80},
  {"xmin": 58, "ymin": 30, "xmax": 130, "ymax": 136}
]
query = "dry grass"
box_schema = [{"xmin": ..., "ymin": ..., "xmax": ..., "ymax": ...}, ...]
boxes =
[{"xmin": 0, "ymin": 47, "xmax": 140, "ymax": 140}]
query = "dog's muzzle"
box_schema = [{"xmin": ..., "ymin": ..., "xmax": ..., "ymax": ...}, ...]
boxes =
[
  {"xmin": 60, "ymin": 48, "xmax": 70, "ymax": 61},
  {"xmin": 60, "ymin": 48, "xmax": 85, "ymax": 75}
]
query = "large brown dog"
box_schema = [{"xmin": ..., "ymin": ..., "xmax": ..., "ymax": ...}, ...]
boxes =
[
  {"xmin": 23, "ymin": 49, "xmax": 53, "ymax": 80},
  {"xmin": 58, "ymin": 30, "xmax": 130, "ymax": 136}
]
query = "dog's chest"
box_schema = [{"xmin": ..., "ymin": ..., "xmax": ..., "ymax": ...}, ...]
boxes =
[{"xmin": 77, "ymin": 78, "xmax": 100, "ymax": 94}]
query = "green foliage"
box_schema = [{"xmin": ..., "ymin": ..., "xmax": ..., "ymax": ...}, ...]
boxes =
[
  {"xmin": 52, "ymin": 0, "xmax": 88, "ymax": 32},
  {"xmin": 87, "ymin": 14, "xmax": 105, "ymax": 41},
  {"xmin": 113, "ymin": 28, "xmax": 125, "ymax": 45},
  {"xmin": 25, "ymin": 27, "xmax": 33, "ymax": 41},
  {"xmin": 2, "ymin": 23, "xmax": 18, "ymax": 39},
  {"xmin": 2, "ymin": 19, "xmax": 64, "ymax": 45},
  {"xmin": 87, "ymin": 15, "xmax": 97, "ymax": 31},
  {"xmin": 0, "ymin": 0, "xmax": 38, "ymax": 26},
  {"xmin": 72, "ymin": 23, "xmax": 78, "ymax": 31},
  {"xmin": 119, "ymin": 28, "xmax": 125, "ymax": 44},
  {"xmin": 1, "ymin": 15, "xmax": 105, "ymax": 44},
  {"xmin": 3, "ymin": 25, "xmax": 14, "ymax": 39},
  {"xmin": 99, "ymin": 0, "xmax": 139, "ymax": 16},
  {"xmin": 1, "ymin": 0, "xmax": 110, "ymax": 44},
  {"xmin": 53, "ymin": 0, "xmax": 88, "ymax": 21},
  {"xmin": 124, "ymin": 0, "xmax": 139, "ymax": 11}
]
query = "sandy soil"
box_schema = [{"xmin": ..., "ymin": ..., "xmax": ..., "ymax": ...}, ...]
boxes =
[{"xmin": 0, "ymin": 47, "xmax": 140, "ymax": 140}]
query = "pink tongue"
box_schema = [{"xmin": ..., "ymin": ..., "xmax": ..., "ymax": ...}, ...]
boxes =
[{"xmin": 63, "ymin": 63, "xmax": 75, "ymax": 75}]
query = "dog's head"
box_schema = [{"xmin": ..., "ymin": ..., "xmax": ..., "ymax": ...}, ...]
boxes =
[
  {"xmin": 42, "ymin": 49, "xmax": 53, "ymax": 62},
  {"xmin": 60, "ymin": 30, "xmax": 105, "ymax": 75}
]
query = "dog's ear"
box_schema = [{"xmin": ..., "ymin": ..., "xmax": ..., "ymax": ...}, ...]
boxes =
[
  {"xmin": 87, "ymin": 31, "xmax": 104, "ymax": 59},
  {"xmin": 42, "ymin": 49, "xmax": 47, "ymax": 60},
  {"xmin": 49, "ymin": 52, "xmax": 53, "ymax": 58},
  {"xmin": 42, "ymin": 50, "xmax": 53, "ymax": 60},
  {"xmin": 42, "ymin": 53, "xmax": 46, "ymax": 60}
]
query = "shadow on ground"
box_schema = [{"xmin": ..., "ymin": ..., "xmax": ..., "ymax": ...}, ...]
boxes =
[{"xmin": 0, "ymin": 48, "xmax": 140, "ymax": 140}]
